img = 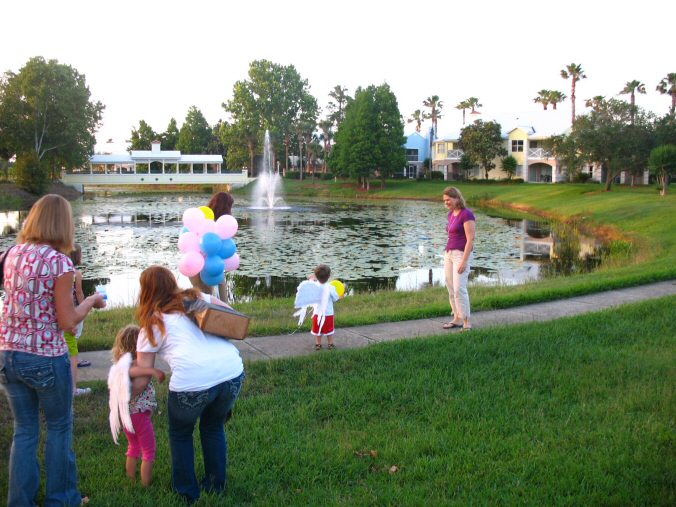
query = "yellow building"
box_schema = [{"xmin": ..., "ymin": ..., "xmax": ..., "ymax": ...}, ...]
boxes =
[{"xmin": 432, "ymin": 119, "xmax": 560, "ymax": 183}]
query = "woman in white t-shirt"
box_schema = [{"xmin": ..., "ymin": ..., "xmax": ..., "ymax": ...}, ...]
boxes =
[{"xmin": 134, "ymin": 265, "xmax": 245, "ymax": 504}]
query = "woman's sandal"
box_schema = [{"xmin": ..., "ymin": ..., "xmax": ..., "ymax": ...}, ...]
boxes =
[
  {"xmin": 328, "ymin": 344, "xmax": 336, "ymax": 350},
  {"xmin": 442, "ymin": 321, "xmax": 463, "ymax": 329},
  {"xmin": 314, "ymin": 344, "xmax": 322, "ymax": 351}
]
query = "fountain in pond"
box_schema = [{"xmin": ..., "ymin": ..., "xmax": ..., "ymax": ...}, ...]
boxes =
[{"xmin": 252, "ymin": 130, "xmax": 286, "ymax": 209}]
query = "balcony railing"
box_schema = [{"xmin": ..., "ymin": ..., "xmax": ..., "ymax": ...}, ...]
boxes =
[
  {"xmin": 445, "ymin": 149, "xmax": 464, "ymax": 160},
  {"xmin": 528, "ymin": 148, "xmax": 553, "ymax": 159}
]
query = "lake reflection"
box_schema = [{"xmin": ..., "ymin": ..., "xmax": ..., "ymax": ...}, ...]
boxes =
[{"xmin": 0, "ymin": 194, "xmax": 600, "ymax": 306}]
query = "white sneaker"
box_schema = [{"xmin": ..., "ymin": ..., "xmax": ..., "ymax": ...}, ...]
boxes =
[{"xmin": 74, "ymin": 387, "xmax": 92, "ymax": 396}]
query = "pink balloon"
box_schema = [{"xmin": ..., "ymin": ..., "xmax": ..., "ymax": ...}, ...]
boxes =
[
  {"xmin": 224, "ymin": 252, "xmax": 240, "ymax": 272},
  {"xmin": 178, "ymin": 231, "xmax": 200, "ymax": 253},
  {"xmin": 182, "ymin": 208, "xmax": 204, "ymax": 232},
  {"xmin": 178, "ymin": 251, "xmax": 205, "ymax": 277},
  {"xmin": 192, "ymin": 216, "xmax": 216, "ymax": 237},
  {"xmin": 215, "ymin": 215, "xmax": 238, "ymax": 239}
]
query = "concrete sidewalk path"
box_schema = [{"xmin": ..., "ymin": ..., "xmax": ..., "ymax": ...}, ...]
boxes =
[{"xmin": 77, "ymin": 280, "xmax": 676, "ymax": 383}]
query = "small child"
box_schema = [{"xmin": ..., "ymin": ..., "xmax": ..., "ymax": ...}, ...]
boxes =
[
  {"xmin": 309, "ymin": 264, "xmax": 341, "ymax": 350},
  {"xmin": 109, "ymin": 325, "xmax": 165, "ymax": 487},
  {"xmin": 63, "ymin": 244, "xmax": 90, "ymax": 396}
]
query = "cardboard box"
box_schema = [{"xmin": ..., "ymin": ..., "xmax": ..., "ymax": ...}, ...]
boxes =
[{"xmin": 192, "ymin": 303, "xmax": 250, "ymax": 340}]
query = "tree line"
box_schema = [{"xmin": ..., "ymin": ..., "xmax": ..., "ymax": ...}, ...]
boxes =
[{"xmin": 1, "ymin": 57, "xmax": 675, "ymax": 195}]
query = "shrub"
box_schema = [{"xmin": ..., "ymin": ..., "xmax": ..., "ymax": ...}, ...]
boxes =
[
  {"xmin": 14, "ymin": 152, "xmax": 49, "ymax": 195},
  {"xmin": 573, "ymin": 171, "xmax": 592, "ymax": 183},
  {"xmin": 284, "ymin": 171, "xmax": 300, "ymax": 179},
  {"xmin": 430, "ymin": 171, "xmax": 444, "ymax": 180}
]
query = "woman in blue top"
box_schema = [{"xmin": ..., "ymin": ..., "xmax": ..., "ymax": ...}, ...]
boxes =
[{"xmin": 441, "ymin": 187, "xmax": 476, "ymax": 331}]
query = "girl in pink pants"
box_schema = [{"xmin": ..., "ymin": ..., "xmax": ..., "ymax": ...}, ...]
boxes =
[{"xmin": 110, "ymin": 325, "xmax": 165, "ymax": 486}]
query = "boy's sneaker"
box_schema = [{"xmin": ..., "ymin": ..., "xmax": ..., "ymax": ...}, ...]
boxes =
[{"xmin": 74, "ymin": 387, "xmax": 92, "ymax": 396}]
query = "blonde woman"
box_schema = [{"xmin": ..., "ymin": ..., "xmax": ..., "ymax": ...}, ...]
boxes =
[
  {"xmin": 0, "ymin": 194, "xmax": 106, "ymax": 506},
  {"xmin": 441, "ymin": 187, "xmax": 475, "ymax": 331}
]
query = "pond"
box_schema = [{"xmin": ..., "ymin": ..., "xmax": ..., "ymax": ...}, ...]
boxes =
[{"xmin": 0, "ymin": 194, "xmax": 606, "ymax": 306}]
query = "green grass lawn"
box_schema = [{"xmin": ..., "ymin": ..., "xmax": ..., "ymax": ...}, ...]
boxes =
[{"xmin": 1, "ymin": 297, "xmax": 674, "ymax": 506}]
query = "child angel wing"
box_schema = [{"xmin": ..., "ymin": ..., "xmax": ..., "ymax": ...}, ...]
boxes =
[
  {"xmin": 108, "ymin": 352, "xmax": 134, "ymax": 445},
  {"xmin": 293, "ymin": 280, "xmax": 330, "ymax": 326}
]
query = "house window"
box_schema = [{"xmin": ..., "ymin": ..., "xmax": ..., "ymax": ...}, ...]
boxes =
[
  {"xmin": 511, "ymin": 140, "xmax": 524, "ymax": 152},
  {"xmin": 516, "ymin": 165, "xmax": 523, "ymax": 177},
  {"xmin": 437, "ymin": 143, "xmax": 445, "ymax": 153}
]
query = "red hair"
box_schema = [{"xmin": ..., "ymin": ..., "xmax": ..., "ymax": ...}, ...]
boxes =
[{"xmin": 136, "ymin": 266, "xmax": 201, "ymax": 346}]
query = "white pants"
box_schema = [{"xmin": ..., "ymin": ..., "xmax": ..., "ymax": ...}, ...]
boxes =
[{"xmin": 444, "ymin": 249, "xmax": 472, "ymax": 320}]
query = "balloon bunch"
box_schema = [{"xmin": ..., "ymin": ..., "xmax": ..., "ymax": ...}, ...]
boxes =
[{"xmin": 177, "ymin": 205, "xmax": 239, "ymax": 286}]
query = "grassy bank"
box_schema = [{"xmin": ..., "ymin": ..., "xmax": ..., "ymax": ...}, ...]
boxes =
[{"xmin": 2, "ymin": 297, "xmax": 674, "ymax": 506}]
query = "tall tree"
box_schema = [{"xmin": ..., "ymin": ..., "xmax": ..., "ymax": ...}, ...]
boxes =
[
  {"xmin": 129, "ymin": 120, "xmax": 157, "ymax": 151},
  {"xmin": 620, "ymin": 80, "xmax": 646, "ymax": 124},
  {"xmin": 161, "ymin": 117, "xmax": 179, "ymax": 150},
  {"xmin": 242, "ymin": 60, "xmax": 317, "ymax": 173},
  {"xmin": 407, "ymin": 109, "xmax": 427, "ymax": 132},
  {"xmin": 572, "ymin": 98, "xmax": 654, "ymax": 191},
  {"xmin": 455, "ymin": 99, "xmax": 471, "ymax": 125},
  {"xmin": 329, "ymin": 84, "xmax": 405, "ymax": 189},
  {"xmin": 656, "ymin": 73, "xmax": 676, "ymax": 116},
  {"xmin": 177, "ymin": 106, "xmax": 212, "ymax": 154},
  {"xmin": 561, "ymin": 63, "xmax": 587, "ymax": 127},
  {"xmin": 223, "ymin": 80, "xmax": 260, "ymax": 174},
  {"xmin": 292, "ymin": 92, "xmax": 319, "ymax": 179},
  {"xmin": 533, "ymin": 90, "xmax": 551, "ymax": 110},
  {"xmin": 458, "ymin": 120, "xmax": 507, "ymax": 180},
  {"xmin": 423, "ymin": 95, "xmax": 443, "ymax": 139},
  {"xmin": 0, "ymin": 56, "xmax": 103, "ymax": 191},
  {"xmin": 327, "ymin": 85, "xmax": 350, "ymax": 127}
]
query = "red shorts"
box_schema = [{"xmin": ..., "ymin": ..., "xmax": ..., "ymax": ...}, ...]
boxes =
[{"xmin": 311, "ymin": 315, "xmax": 335, "ymax": 336}]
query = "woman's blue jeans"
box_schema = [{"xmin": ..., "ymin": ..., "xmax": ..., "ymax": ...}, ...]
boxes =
[
  {"xmin": 168, "ymin": 371, "xmax": 245, "ymax": 502},
  {"xmin": 0, "ymin": 350, "xmax": 82, "ymax": 507}
]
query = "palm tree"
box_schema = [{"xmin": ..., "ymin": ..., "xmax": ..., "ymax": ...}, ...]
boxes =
[
  {"xmin": 534, "ymin": 90, "xmax": 551, "ymax": 110},
  {"xmin": 656, "ymin": 73, "xmax": 676, "ymax": 116},
  {"xmin": 407, "ymin": 109, "xmax": 427, "ymax": 132},
  {"xmin": 584, "ymin": 95, "xmax": 606, "ymax": 112},
  {"xmin": 423, "ymin": 95, "xmax": 443, "ymax": 139},
  {"xmin": 561, "ymin": 63, "xmax": 587, "ymax": 127},
  {"xmin": 548, "ymin": 90, "xmax": 567, "ymax": 110},
  {"xmin": 456, "ymin": 99, "xmax": 471, "ymax": 125},
  {"xmin": 467, "ymin": 97, "xmax": 482, "ymax": 114},
  {"xmin": 620, "ymin": 80, "xmax": 646, "ymax": 123},
  {"xmin": 318, "ymin": 119, "xmax": 333, "ymax": 172}
]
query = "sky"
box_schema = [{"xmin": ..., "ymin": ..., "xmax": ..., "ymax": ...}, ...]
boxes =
[{"xmin": 3, "ymin": 0, "xmax": 674, "ymax": 154}]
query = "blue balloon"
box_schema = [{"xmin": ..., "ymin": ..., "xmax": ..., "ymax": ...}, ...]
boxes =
[
  {"xmin": 203, "ymin": 255, "xmax": 225, "ymax": 276},
  {"xmin": 218, "ymin": 238, "xmax": 237, "ymax": 259},
  {"xmin": 200, "ymin": 232, "xmax": 222, "ymax": 256},
  {"xmin": 199, "ymin": 269, "xmax": 224, "ymax": 287}
]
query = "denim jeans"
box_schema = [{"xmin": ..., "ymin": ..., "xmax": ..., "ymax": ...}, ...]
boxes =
[
  {"xmin": 0, "ymin": 350, "xmax": 82, "ymax": 507},
  {"xmin": 168, "ymin": 371, "xmax": 245, "ymax": 503}
]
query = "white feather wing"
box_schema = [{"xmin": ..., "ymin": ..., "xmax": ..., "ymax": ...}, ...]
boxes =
[
  {"xmin": 107, "ymin": 352, "xmax": 134, "ymax": 445},
  {"xmin": 293, "ymin": 280, "xmax": 324, "ymax": 325}
]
